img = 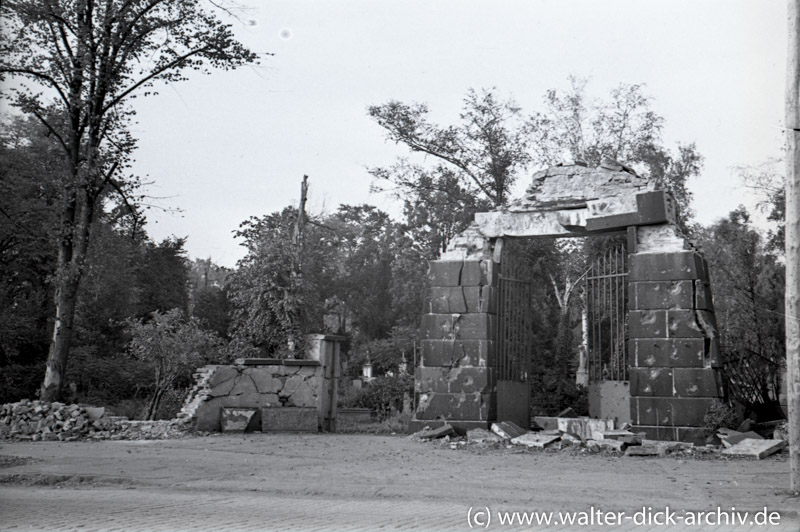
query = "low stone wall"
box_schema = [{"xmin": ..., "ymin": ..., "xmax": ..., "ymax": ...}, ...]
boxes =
[{"xmin": 194, "ymin": 359, "xmax": 323, "ymax": 432}]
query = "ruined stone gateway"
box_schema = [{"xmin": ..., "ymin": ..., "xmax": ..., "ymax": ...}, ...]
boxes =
[{"xmin": 410, "ymin": 162, "xmax": 724, "ymax": 444}]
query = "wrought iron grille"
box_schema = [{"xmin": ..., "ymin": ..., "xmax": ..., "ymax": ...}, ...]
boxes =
[
  {"xmin": 498, "ymin": 241, "xmax": 533, "ymax": 382},
  {"xmin": 585, "ymin": 241, "xmax": 629, "ymax": 381}
]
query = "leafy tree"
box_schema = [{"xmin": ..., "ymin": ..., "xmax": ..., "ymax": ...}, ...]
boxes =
[
  {"xmin": 0, "ymin": 0, "xmax": 258, "ymax": 400},
  {"xmin": 135, "ymin": 237, "xmax": 190, "ymax": 317},
  {"xmin": 697, "ymin": 207, "xmax": 785, "ymax": 412},
  {"xmin": 738, "ymin": 158, "xmax": 786, "ymax": 253},
  {"xmin": 526, "ymin": 76, "xmax": 702, "ymax": 219},
  {"xmin": 127, "ymin": 309, "xmax": 223, "ymax": 420}
]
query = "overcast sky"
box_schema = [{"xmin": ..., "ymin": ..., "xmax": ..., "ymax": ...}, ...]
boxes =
[{"xmin": 128, "ymin": 0, "xmax": 788, "ymax": 267}]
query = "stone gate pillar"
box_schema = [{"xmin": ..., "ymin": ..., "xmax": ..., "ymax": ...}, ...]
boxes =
[
  {"xmin": 628, "ymin": 227, "xmax": 725, "ymax": 444},
  {"xmin": 408, "ymin": 259, "xmax": 499, "ymax": 434}
]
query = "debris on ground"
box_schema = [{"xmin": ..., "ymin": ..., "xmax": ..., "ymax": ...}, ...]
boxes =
[
  {"xmin": 510, "ymin": 432, "xmax": 560, "ymax": 449},
  {"xmin": 491, "ymin": 421, "xmax": 527, "ymax": 440},
  {"xmin": 466, "ymin": 428, "xmax": 502, "ymax": 444},
  {"xmin": 722, "ymin": 438, "xmax": 787, "ymax": 459},
  {"xmin": 409, "ymin": 423, "xmax": 455, "ymax": 440},
  {"xmin": 0, "ymin": 400, "xmax": 189, "ymax": 442}
]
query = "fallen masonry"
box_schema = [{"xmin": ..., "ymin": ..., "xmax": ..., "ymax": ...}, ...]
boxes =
[{"xmin": 0, "ymin": 400, "xmax": 189, "ymax": 442}]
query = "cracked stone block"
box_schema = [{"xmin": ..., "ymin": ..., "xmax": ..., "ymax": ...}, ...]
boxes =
[
  {"xmin": 667, "ymin": 310, "xmax": 705, "ymax": 338},
  {"xmin": 415, "ymin": 367, "xmax": 495, "ymax": 394},
  {"xmin": 247, "ymin": 369, "xmax": 282, "ymax": 394},
  {"xmin": 628, "ymin": 310, "xmax": 667, "ymax": 338},
  {"xmin": 629, "ymin": 252, "xmax": 708, "ymax": 282},
  {"xmin": 427, "ymin": 286, "xmax": 498, "ymax": 314},
  {"xmin": 208, "ymin": 366, "xmax": 238, "ymax": 388},
  {"xmin": 415, "ymin": 391, "xmax": 495, "ymax": 421},
  {"xmin": 629, "ymin": 368, "xmax": 674, "ymax": 397},
  {"xmin": 631, "ymin": 339, "xmax": 705, "ymax": 368},
  {"xmin": 280, "ymin": 374, "xmax": 306, "ymax": 397},
  {"xmin": 428, "ymin": 261, "xmax": 468, "ymax": 287},
  {"xmin": 420, "ymin": 339, "xmax": 496, "ymax": 367},
  {"xmin": 286, "ymin": 381, "xmax": 317, "ymax": 407},
  {"xmin": 672, "ymin": 368, "xmax": 724, "ymax": 397},
  {"xmin": 261, "ymin": 407, "xmax": 318, "ymax": 432},
  {"xmin": 230, "ymin": 375, "xmax": 258, "ymax": 396},
  {"xmin": 420, "ymin": 313, "xmax": 497, "ymax": 341},
  {"xmin": 630, "ymin": 281, "xmax": 694, "ymax": 310},
  {"xmin": 221, "ymin": 408, "xmax": 258, "ymax": 432},
  {"xmin": 631, "ymin": 397, "xmax": 715, "ymax": 427},
  {"xmin": 208, "ymin": 375, "xmax": 237, "ymax": 397}
]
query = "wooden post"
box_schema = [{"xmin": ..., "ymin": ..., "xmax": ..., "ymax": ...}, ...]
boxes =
[{"xmin": 785, "ymin": 0, "xmax": 800, "ymax": 492}]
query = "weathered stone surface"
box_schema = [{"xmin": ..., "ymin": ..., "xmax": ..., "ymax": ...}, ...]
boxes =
[
  {"xmin": 247, "ymin": 370, "xmax": 283, "ymax": 394},
  {"xmin": 628, "ymin": 310, "xmax": 668, "ymax": 338},
  {"xmin": 230, "ymin": 375, "xmax": 258, "ymax": 396},
  {"xmin": 635, "ymin": 225, "xmax": 689, "ymax": 254},
  {"xmin": 491, "ymin": 421, "xmax": 528, "ymax": 440},
  {"xmin": 511, "ymin": 432, "xmax": 560, "ymax": 448},
  {"xmin": 208, "ymin": 366, "xmax": 239, "ymax": 388},
  {"xmin": 629, "ymin": 368, "xmax": 674, "ymax": 397},
  {"xmin": 672, "ymin": 368, "xmax": 724, "ymax": 397},
  {"xmin": 632, "ymin": 425, "xmax": 707, "ymax": 445},
  {"xmin": 629, "ymin": 252, "xmax": 706, "ymax": 282},
  {"xmin": 287, "ymin": 381, "xmax": 317, "ymax": 407},
  {"xmin": 722, "ymin": 439, "xmax": 786, "ymax": 459},
  {"xmin": 667, "ymin": 310, "xmax": 706, "ymax": 338},
  {"xmin": 208, "ymin": 375, "xmax": 237, "ymax": 397},
  {"xmin": 221, "ymin": 408, "xmax": 257, "ymax": 432},
  {"xmin": 631, "ymin": 397, "xmax": 715, "ymax": 426},
  {"xmin": 630, "ymin": 281, "xmax": 694, "ymax": 310},
  {"xmin": 420, "ymin": 339, "xmax": 495, "ymax": 367},
  {"xmin": 466, "ymin": 427, "xmax": 502, "ymax": 443},
  {"xmin": 415, "ymin": 392, "xmax": 495, "ymax": 421},
  {"xmin": 557, "ymin": 418, "xmax": 614, "ymax": 441},
  {"xmin": 420, "ymin": 314, "xmax": 497, "ymax": 341},
  {"xmin": 427, "ymin": 286, "xmax": 497, "ymax": 314},
  {"xmin": 415, "ymin": 367, "xmax": 495, "ymax": 394},
  {"xmin": 631, "ymin": 339, "xmax": 705, "ymax": 368},
  {"xmin": 261, "ymin": 407, "xmax": 317, "ymax": 432},
  {"xmin": 427, "ymin": 261, "xmax": 465, "ymax": 287},
  {"xmin": 694, "ymin": 281, "xmax": 714, "ymax": 311},
  {"xmin": 280, "ymin": 374, "xmax": 306, "ymax": 398},
  {"xmin": 418, "ymin": 424, "xmax": 455, "ymax": 439}
]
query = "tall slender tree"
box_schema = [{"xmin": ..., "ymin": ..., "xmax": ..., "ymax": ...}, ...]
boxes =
[{"xmin": 0, "ymin": 1, "xmax": 258, "ymax": 400}]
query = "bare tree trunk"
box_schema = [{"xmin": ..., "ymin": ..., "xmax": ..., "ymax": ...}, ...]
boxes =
[
  {"xmin": 786, "ymin": 0, "xmax": 800, "ymax": 492},
  {"xmin": 40, "ymin": 190, "xmax": 94, "ymax": 401}
]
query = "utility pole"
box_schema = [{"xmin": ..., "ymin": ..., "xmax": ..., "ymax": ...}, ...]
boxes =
[
  {"xmin": 785, "ymin": 0, "xmax": 799, "ymax": 492},
  {"xmin": 286, "ymin": 175, "xmax": 309, "ymax": 355}
]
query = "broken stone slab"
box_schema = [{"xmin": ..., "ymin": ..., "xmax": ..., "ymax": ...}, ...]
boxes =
[
  {"xmin": 532, "ymin": 416, "xmax": 559, "ymax": 431},
  {"xmin": 511, "ymin": 433, "xmax": 560, "ymax": 449},
  {"xmin": 466, "ymin": 428, "xmax": 502, "ymax": 443},
  {"xmin": 722, "ymin": 439, "xmax": 786, "ymax": 459},
  {"xmin": 722, "ymin": 431, "xmax": 764, "ymax": 448},
  {"xmin": 221, "ymin": 408, "xmax": 258, "ymax": 433},
  {"xmin": 560, "ymin": 432, "xmax": 582, "ymax": 445},
  {"xmin": 491, "ymin": 421, "xmax": 528, "ymax": 440},
  {"xmin": 557, "ymin": 417, "xmax": 614, "ymax": 441},
  {"xmin": 594, "ymin": 429, "xmax": 636, "ymax": 440},
  {"xmin": 419, "ymin": 424, "xmax": 455, "ymax": 440},
  {"xmin": 592, "ymin": 439, "xmax": 628, "ymax": 452},
  {"xmin": 625, "ymin": 445, "xmax": 665, "ymax": 457}
]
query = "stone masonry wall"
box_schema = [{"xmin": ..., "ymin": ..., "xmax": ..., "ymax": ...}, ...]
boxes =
[
  {"xmin": 194, "ymin": 360, "xmax": 322, "ymax": 432},
  {"xmin": 410, "ymin": 259, "xmax": 499, "ymax": 433},
  {"xmin": 628, "ymin": 249, "xmax": 725, "ymax": 444}
]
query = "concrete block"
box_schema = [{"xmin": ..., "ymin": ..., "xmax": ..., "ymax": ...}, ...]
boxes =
[
  {"xmin": 633, "ymin": 425, "xmax": 708, "ymax": 445},
  {"xmin": 631, "ymin": 397, "xmax": 715, "ymax": 427},
  {"xmin": 672, "ymin": 368, "xmax": 724, "ymax": 398},
  {"xmin": 420, "ymin": 339, "xmax": 495, "ymax": 367},
  {"xmin": 631, "ymin": 339, "xmax": 705, "ymax": 368},
  {"xmin": 629, "ymin": 368, "xmax": 674, "ymax": 397},
  {"xmin": 667, "ymin": 310, "xmax": 705, "ymax": 338},
  {"xmin": 415, "ymin": 392, "xmax": 495, "ymax": 421},
  {"xmin": 427, "ymin": 261, "xmax": 466, "ymax": 287},
  {"xmin": 415, "ymin": 367, "xmax": 495, "ymax": 394},
  {"xmin": 427, "ymin": 260, "xmax": 497, "ymax": 287},
  {"xmin": 630, "ymin": 281, "xmax": 694, "ymax": 310},
  {"xmin": 261, "ymin": 407, "xmax": 318, "ymax": 432},
  {"xmin": 629, "ymin": 252, "xmax": 707, "ymax": 282},
  {"xmin": 221, "ymin": 408, "xmax": 258, "ymax": 432},
  {"xmin": 628, "ymin": 310, "xmax": 668, "ymax": 338}
]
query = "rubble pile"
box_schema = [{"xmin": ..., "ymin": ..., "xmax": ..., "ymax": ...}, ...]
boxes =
[
  {"xmin": 412, "ymin": 415, "xmax": 789, "ymax": 460},
  {"xmin": 0, "ymin": 400, "xmax": 187, "ymax": 442}
]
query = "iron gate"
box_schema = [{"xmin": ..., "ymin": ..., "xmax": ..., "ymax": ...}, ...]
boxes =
[
  {"xmin": 498, "ymin": 241, "xmax": 534, "ymax": 382},
  {"xmin": 585, "ymin": 241, "xmax": 629, "ymax": 381}
]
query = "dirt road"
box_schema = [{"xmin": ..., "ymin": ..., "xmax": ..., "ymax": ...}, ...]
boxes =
[{"xmin": 1, "ymin": 433, "xmax": 798, "ymax": 531}]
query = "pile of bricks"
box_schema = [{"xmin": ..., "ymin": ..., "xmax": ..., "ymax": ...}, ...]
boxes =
[{"xmin": 0, "ymin": 400, "xmax": 186, "ymax": 441}]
